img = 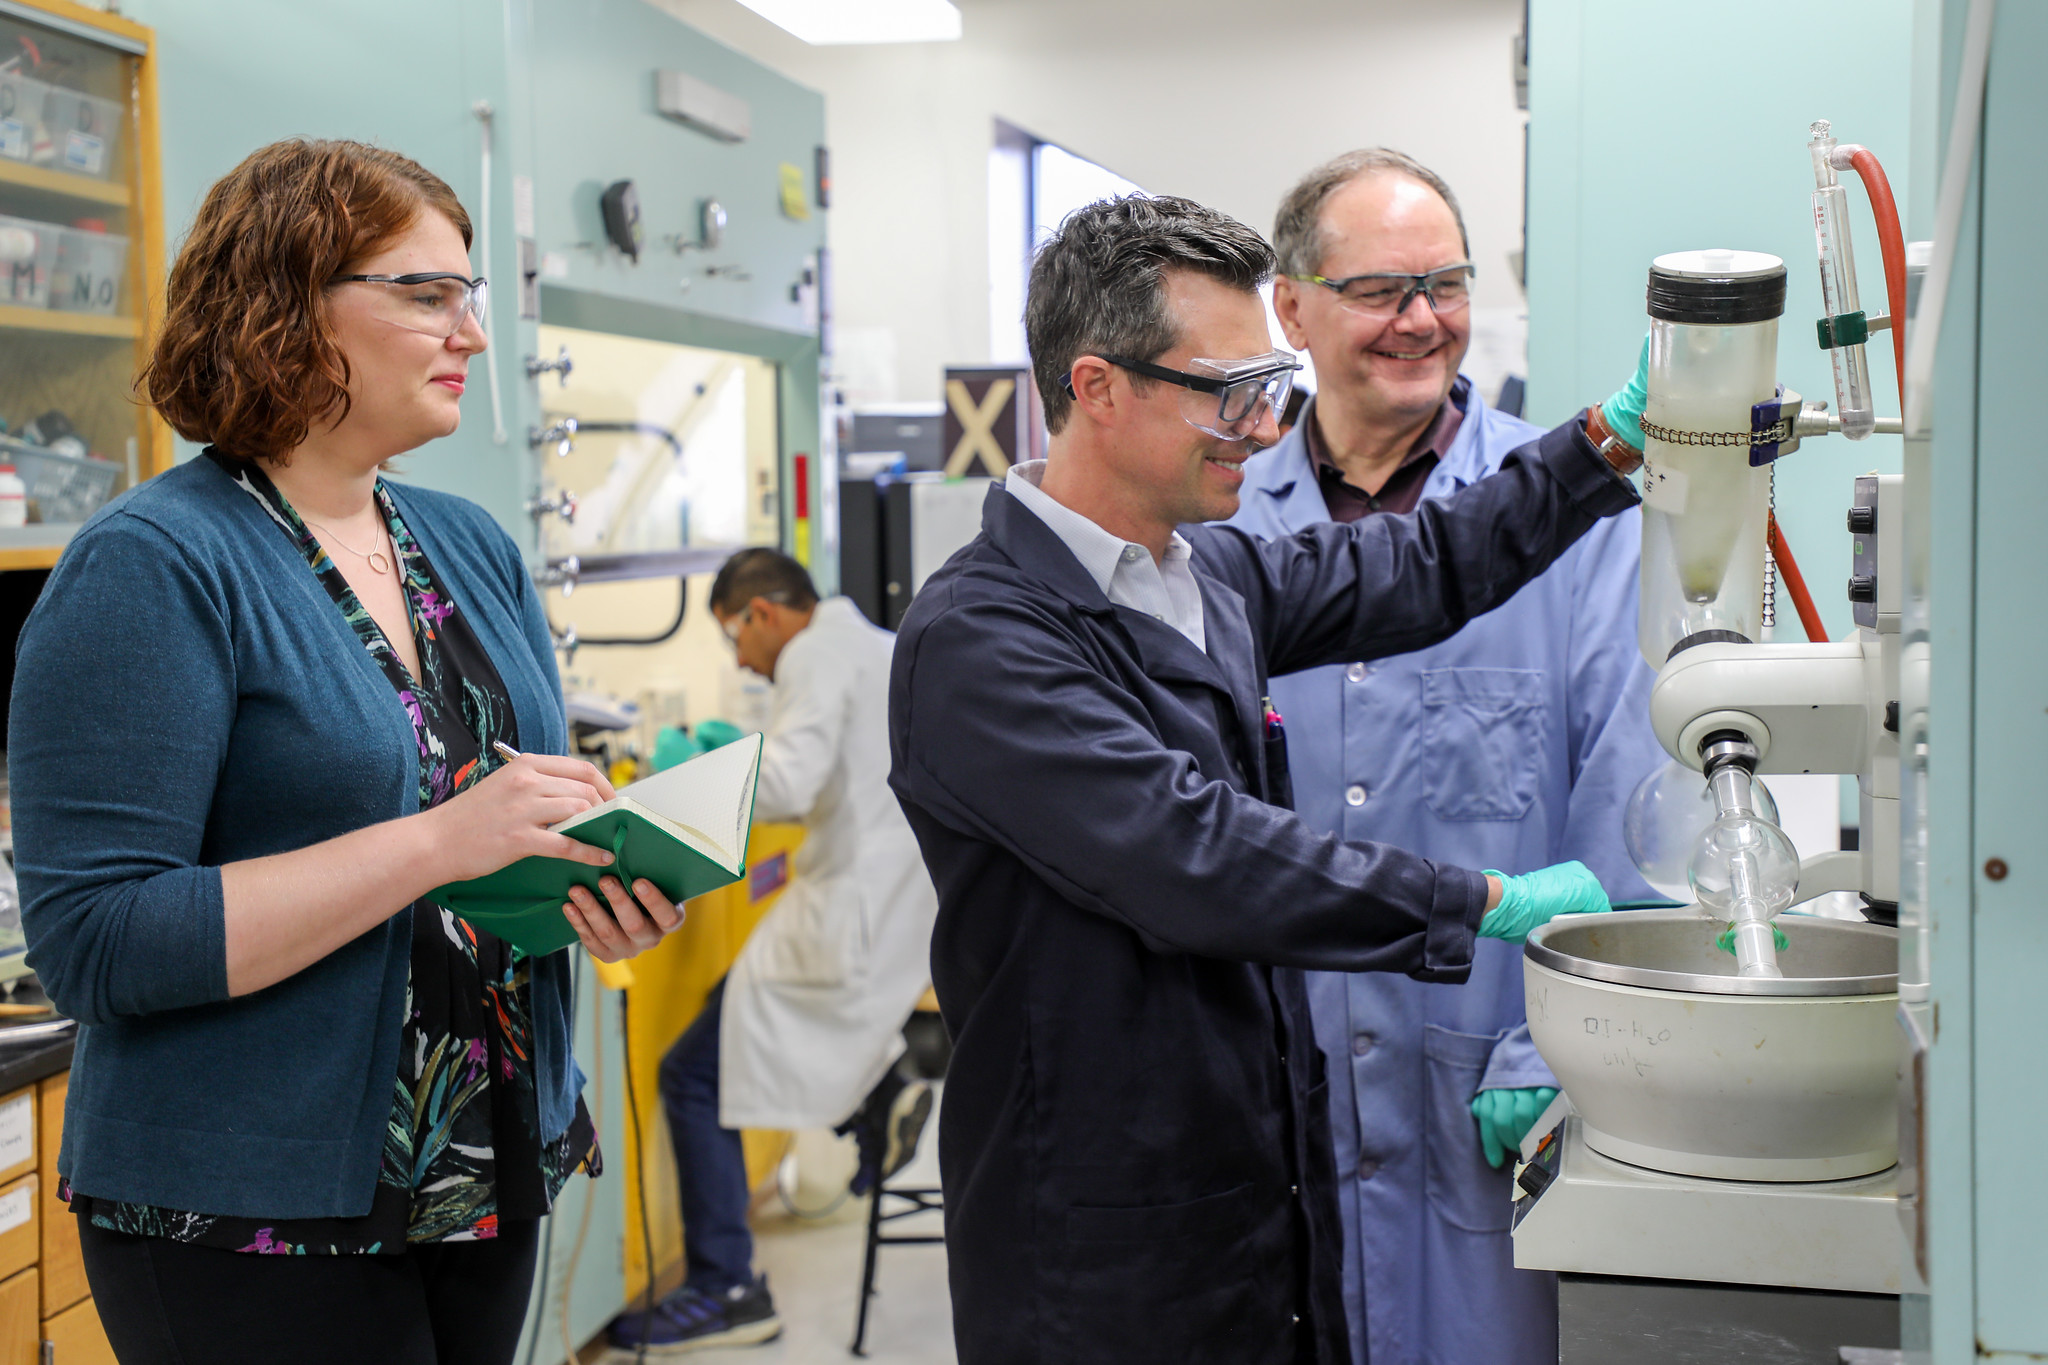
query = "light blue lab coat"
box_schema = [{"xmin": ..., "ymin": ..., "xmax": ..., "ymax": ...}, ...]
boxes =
[{"xmin": 1225, "ymin": 389, "xmax": 1664, "ymax": 1365}]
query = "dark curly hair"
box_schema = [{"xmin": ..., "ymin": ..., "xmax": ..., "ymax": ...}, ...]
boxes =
[
  {"xmin": 1025, "ymin": 195, "xmax": 1274, "ymax": 434},
  {"xmin": 138, "ymin": 139, "xmax": 471, "ymax": 464}
]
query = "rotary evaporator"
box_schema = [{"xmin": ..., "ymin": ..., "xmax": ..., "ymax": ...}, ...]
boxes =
[{"xmin": 1509, "ymin": 121, "xmax": 1917, "ymax": 1358}]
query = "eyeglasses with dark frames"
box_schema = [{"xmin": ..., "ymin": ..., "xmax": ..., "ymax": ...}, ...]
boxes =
[{"xmin": 330, "ymin": 272, "xmax": 489, "ymax": 339}]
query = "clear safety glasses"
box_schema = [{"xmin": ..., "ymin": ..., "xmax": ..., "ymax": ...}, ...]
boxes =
[
  {"xmin": 330, "ymin": 272, "xmax": 489, "ymax": 339},
  {"xmin": 1070, "ymin": 351, "xmax": 1301, "ymax": 442},
  {"xmin": 1289, "ymin": 261, "xmax": 1475, "ymax": 318}
]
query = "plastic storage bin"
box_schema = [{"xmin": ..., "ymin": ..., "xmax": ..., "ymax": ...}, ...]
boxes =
[
  {"xmin": 0, "ymin": 73, "xmax": 49, "ymax": 165},
  {"xmin": 0, "ymin": 437, "xmax": 119, "ymax": 523},
  {"xmin": 0, "ymin": 214, "xmax": 57, "ymax": 309},
  {"xmin": 50, "ymin": 227, "xmax": 125, "ymax": 314},
  {"xmin": 35, "ymin": 84, "xmax": 121, "ymax": 180}
]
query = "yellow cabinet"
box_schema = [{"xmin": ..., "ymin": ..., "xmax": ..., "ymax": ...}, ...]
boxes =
[{"xmin": 39, "ymin": 1294, "xmax": 111, "ymax": 1365}]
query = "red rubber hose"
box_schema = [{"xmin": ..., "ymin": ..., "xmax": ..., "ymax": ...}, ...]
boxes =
[
  {"xmin": 1844, "ymin": 146, "xmax": 1908, "ymax": 404},
  {"xmin": 1768, "ymin": 511, "xmax": 1828, "ymax": 644}
]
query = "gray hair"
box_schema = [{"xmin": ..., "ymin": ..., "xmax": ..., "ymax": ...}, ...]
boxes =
[
  {"xmin": 1026, "ymin": 195, "xmax": 1276, "ymax": 434},
  {"xmin": 1271, "ymin": 148, "xmax": 1470, "ymax": 279}
]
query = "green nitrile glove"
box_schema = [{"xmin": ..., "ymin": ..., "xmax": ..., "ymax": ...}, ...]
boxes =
[
  {"xmin": 650, "ymin": 725, "xmax": 705, "ymax": 773},
  {"xmin": 1600, "ymin": 334, "xmax": 1650, "ymax": 451},
  {"xmin": 693, "ymin": 718, "xmax": 746, "ymax": 751},
  {"xmin": 1717, "ymin": 922, "xmax": 1791, "ymax": 956},
  {"xmin": 1478, "ymin": 860, "xmax": 1613, "ymax": 944},
  {"xmin": 1471, "ymin": 1085, "xmax": 1560, "ymax": 1169}
]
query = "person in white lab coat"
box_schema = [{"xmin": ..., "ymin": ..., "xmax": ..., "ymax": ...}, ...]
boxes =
[{"xmin": 607, "ymin": 549, "xmax": 941, "ymax": 1356}]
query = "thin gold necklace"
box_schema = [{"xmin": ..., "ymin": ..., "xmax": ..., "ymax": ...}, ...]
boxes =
[{"xmin": 302, "ymin": 514, "xmax": 393, "ymax": 576}]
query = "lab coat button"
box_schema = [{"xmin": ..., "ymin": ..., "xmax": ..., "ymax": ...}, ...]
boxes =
[
  {"xmin": 1345, "ymin": 784, "xmax": 1367, "ymax": 806},
  {"xmin": 1351, "ymin": 1033, "xmax": 1374, "ymax": 1056},
  {"xmin": 1346, "ymin": 663, "xmax": 1367, "ymax": 683},
  {"xmin": 1356, "ymin": 1157, "xmax": 1380, "ymax": 1181}
]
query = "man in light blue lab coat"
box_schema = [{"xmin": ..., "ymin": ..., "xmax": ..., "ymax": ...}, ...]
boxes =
[{"xmin": 1227, "ymin": 149, "xmax": 1666, "ymax": 1365}]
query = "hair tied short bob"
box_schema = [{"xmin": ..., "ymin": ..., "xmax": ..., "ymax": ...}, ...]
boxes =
[{"xmin": 139, "ymin": 139, "xmax": 472, "ymax": 465}]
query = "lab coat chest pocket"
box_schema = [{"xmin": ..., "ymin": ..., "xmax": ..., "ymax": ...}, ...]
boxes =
[
  {"xmin": 746, "ymin": 875, "xmax": 871, "ymax": 988},
  {"xmin": 1417, "ymin": 667, "xmax": 1548, "ymax": 821},
  {"xmin": 1421, "ymin": 1024, "xmax": 1514, "ymax": 1233}
]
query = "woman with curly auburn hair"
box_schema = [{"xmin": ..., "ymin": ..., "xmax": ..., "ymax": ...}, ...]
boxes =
[{"xmin": 6, "ymin": 139, "xmax": 684, "ymax": 1364}]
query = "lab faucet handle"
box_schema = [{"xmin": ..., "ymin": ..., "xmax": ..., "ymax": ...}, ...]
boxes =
[
  {"xmin": 525, "ymin": 346, "xmax": 574, "ymax": 386},
  {"xmin": 526, "ymin": 489, "xmax": 578, "ymax": 526},
  {"xmin": 529, "ymin": 418, "xmax": 578, "ymax": 458}
]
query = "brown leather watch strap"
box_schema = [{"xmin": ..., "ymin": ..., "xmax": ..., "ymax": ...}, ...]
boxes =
[{"xmin": 1583, "ymin": 404, "xmax": 1645, "ymax": 477}]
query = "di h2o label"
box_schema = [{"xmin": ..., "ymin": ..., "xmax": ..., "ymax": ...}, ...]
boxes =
[{"xmin": 1584, "ymin": 1015, "xmax": 1673, "ymax": 1078}]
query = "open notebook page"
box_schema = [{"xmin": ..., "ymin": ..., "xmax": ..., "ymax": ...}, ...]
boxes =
[{"xmin": 557, "ymin": 733, "xmax": 763, "ymax": 868}]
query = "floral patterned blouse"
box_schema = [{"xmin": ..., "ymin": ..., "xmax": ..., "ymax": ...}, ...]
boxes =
[{"xmin": 66, "ymin": 452, "xmax": 599, "ymax": 1254}]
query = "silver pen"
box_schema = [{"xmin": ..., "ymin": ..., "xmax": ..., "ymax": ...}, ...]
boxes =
[{"xmin": 491, "ymin": 740, "xmax": 522, "ymax": 762}]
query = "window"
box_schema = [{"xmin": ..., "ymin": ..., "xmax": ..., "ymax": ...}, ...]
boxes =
[{"xmin": 988, "ymin": 122, "xmax": 1145, "ymax": 364}]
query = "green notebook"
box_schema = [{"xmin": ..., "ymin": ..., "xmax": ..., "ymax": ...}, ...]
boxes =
[{"xmin": 428, "ymin": 732, "xmax": 765, "ymax": 956}]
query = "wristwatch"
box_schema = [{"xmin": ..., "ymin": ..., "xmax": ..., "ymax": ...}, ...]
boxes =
[{"xmin": 1583, "ymin": 405, "xmax": 1644, "ymax": 477}]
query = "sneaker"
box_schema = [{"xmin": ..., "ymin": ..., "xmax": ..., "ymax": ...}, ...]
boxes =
[
  {"xmin": 841, "ymin": 1068, "xmax": 906, "ymax": 1197},
  {"xmin": 882, "ymin": 1081, "xmax": 933, "ymax": 1184},
  {"xmin": 605, "ymin": 1275, "xmax": 782, "ymax": 1356}
]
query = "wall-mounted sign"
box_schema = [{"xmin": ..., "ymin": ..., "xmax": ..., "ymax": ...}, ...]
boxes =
[
  {"xmin": 943, "ymin": 365, "xmax": 1040, "ymax": 478},
  {"xmin": 779, "ymin": 163, "xmax": 810, "ymax": 220}
]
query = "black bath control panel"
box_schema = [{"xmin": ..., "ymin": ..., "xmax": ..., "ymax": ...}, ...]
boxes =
[
  {"xmin": 1848, "ymin": 474, "xmax": 1879, "ymax": 630},
  {"xmin": 1512, "ymin": 1119, "xmax": 1566, "ymax": 1228}
]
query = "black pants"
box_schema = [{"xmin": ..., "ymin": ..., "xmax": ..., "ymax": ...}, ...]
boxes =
[{"xmin": 79, "ymin": 1217, "xmax": 540, "ymax": 1365}]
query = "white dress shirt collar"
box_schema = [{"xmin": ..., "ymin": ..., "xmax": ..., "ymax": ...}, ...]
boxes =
[{"xmin": 1003, "ymin": 460, "xmax": 1207, "ymax": 653}]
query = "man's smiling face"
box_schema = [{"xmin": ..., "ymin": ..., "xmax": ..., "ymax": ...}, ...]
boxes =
[{"xmin": 1280, "ymin": 171, "xmax": 1472, "ymax": 430}]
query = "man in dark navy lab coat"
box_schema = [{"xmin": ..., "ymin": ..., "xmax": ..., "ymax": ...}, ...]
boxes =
[{"xmin": 887, "ymin": 195, "xmax": 1648, "ymax": 1365}]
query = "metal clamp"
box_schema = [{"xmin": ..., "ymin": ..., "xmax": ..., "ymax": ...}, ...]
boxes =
[
  {"xmin": 1816, "ymin": 310, "xmax": 1870, "ymax": 349},
  {"xmin": 1639, "ymin": 415, "xmax": 1795, "ymax": 449},
  {"xmin": 529, "ymin": 418, "xmax": 578, "ymax": 458}
]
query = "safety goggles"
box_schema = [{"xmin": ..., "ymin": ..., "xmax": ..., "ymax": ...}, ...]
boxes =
[
  {"xmin": 330, "ymin": 272, "xmax": 489, "ymax": 339},
  {"xmin": 1068, "ymin": 350, "xmax": 1301, "ymax": 442},
  {"xmin": 1288, "ymin": 261, "xmax": 1475, "ymax": 318}
]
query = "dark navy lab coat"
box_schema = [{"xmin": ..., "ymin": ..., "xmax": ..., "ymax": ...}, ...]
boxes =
[{"xmin": 887, "ymin": 418, "xmax": 1637, "ymax": 1365}]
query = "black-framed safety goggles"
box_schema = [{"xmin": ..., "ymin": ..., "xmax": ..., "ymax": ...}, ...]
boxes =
[
  {"xmin": 1288, "ymin": 261, "xmax": 1475, "ymax": 318},
  {"xmin": 330, "ymin": 272, "xmax": 489, "ymax": 339},
  {"xmin": 1063, "ymin": 350, "xmax": 1300, "ymax": 442}
]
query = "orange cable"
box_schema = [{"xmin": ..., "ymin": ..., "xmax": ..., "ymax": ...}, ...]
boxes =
[
  {"xmin": 1844, "ymin": 146, "xmax": 1908, "ymax": 404},
  {"xmin": 1768, "ymin": 511, "xmax": 1829, "ymax": 644}
]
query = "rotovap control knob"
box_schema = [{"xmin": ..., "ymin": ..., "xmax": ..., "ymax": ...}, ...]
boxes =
[
  {"xmin": 1847, "ymin": 575, "xmax": 1878, "ymax": 603},
  {"xmin": 1847, "ymin": 504, "xmax": 1877, "ymax": 533}
]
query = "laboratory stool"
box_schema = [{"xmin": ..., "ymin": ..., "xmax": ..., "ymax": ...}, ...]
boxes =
[{"xmin": 850, "ymin": 1000, "xmax": 948, "ymax": 1356}]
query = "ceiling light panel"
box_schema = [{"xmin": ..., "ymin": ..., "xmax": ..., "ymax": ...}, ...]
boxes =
[{"xmin": 734, "ymin": 0, "xmax": 963, "ymax": 44}]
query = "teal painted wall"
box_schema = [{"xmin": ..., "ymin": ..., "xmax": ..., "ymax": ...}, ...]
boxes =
[
  {"xmin": 122, "ymin": 0, "xmax": 533, "ymax": 534},
  {"xmin": 1953, "ymin": 3, "xmax": 2048, "ymax": 1355},
  {"xmin": 1526, "ymin": 0, "xmax": 1917, "ymax": 647},
  {"xmin": 120, "ymin": 0, "xmax": 825, "ymax": 569}
]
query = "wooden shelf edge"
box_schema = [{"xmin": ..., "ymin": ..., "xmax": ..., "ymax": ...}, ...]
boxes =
[
  {"xmin": 11, "ymin": 0, "xmax": 151, "ymax": 49},
  {"xmin": 0, "ymin": 305, "xmax": 137, "ymax": 338},
  {"xmin": 0, "ymin": 547, "xmax": 60, "ymax": 572},
  {"xmin": 0, "ymin": 160, "xmax": 130, "ymax": 208}
]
